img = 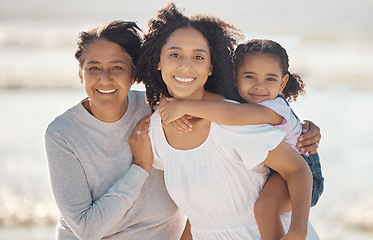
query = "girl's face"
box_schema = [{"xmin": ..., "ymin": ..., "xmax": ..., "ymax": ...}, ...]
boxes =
[
  {"xmin": 236, "ymin": 53, "xmax": 288, "ymax": 103},
  {"xmin": 157, "ymin": 27, "xmax": 212, "ymax": 100},
  {"xmin": 80, "ymin": 39, "xmax": 134, "ymax": 121}
]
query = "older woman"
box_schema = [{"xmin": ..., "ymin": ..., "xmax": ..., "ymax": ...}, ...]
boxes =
[{"xmin": 44, "ymin": 21, "xmax": 186, "ymax": 240}]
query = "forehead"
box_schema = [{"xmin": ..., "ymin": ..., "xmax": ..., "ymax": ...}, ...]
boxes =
[
  {"xmin": 163, "ymin": 27, "xmax": 210, "ymax": 51},
  {"xmin": 83, "ymin": 39, "xmax": 132, "ymax": 64},
  {"xmin": 241, "ymin": 53, "xmax": 281, "ymax": 70}
]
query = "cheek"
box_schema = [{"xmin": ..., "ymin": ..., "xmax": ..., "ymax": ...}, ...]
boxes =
[{"xmin": 237, "ymin": 80, "xmax": 250, "ymax": 91}]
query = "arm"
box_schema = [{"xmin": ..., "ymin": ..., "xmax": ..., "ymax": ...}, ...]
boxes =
[
  {"xmin": 159, "ymin": 98, "xmax": 283, "ymax": 126},
  {"xmin": 45, "ymin": 115, "xmax": 152, "ymax": 240},
  {"xmin": 263, "ymin": 141, "xmax": 312, "ymax": 239},
  {"xmin": 297, "ymin": 120, "xmax": 321, "ymax": 154}
]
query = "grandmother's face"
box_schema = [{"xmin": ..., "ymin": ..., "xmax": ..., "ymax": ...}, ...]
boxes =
[
  {"xmin": 157, "ymin": 27, "xmax": 212, "ymax": 100},
  {"xmin": 80, "ymin": 39, "xmax": 134, "ymax": 121}
]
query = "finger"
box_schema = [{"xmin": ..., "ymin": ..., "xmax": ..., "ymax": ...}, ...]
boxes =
[
  {"xmin": 165, "ymin": 97, "xmax": 175, "ymax": 102},
  {"xmin": 159, "ymin": 111, "xmax": 169, "ymax": 124},
  {"xmin": 171, "ymin": 121, "xmax": 184, "ymax": 133},
  {"xmin": 297, "ymin": 133, "xmax": 320, "ymax": 148},
  {"xmin": 301, "ymin": 120, "xmax": 310, "ymax": 133},
  {"xmin": 299, "ymin": 143, "xmax": 318, "ymax": 155},
  {"xmin": 175, "ymin": 118, "xmax": 190, "ymax": 132},
  {"xmin": 181, "ymin": 116, "xmax": 193, "ymax": 129},
  {"xmin": 133, "ymin": 114, "xmax": 151, "ymax": 135},
  {"xmin": 298, "ymin": 128, "xmax": 321, "ymax": 143},
  {"xmin": 140, "ymin": 115, "xmax": 151, "ymax": 134}
]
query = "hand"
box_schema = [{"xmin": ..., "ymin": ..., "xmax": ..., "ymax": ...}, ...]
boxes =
[
  {"xmin": 128, "ymin": 113, "xmax": 153, "ymax": 172},
  {"xmin": 297, "ymin": 120, "xmax": 321, "ymax": 154},
  {"xmin": 169, "ymin": 115, "xmax": 193, "ymax": 133},
  {"xmin": 159, "ymin": 97, "xmax": 193, "ymax": 133},
  {"xmin": 159, "ymin": 97, "xmax": 189, "ymax": 124}
]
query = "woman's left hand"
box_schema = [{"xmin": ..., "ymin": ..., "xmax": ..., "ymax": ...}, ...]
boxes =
[{"xmin": 297, "ymin": 120, "xmax": 321, "ymax": 154}]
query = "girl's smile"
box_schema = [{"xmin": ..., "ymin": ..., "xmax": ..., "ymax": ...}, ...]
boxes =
[{"xmin": 236, "ymin": 53, "xmax": 288, "ymax": 104}]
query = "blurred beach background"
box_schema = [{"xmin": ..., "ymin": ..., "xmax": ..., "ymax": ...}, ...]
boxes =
[{"xmin": 0, "ymin": 0, "xmax": 372, "ymax": 239}]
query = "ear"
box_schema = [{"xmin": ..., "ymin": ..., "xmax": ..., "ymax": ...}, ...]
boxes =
[
  {"xmin": 233, "ymin": 75, "xmax": 238, "ymax": 87},
  {"xmin": 157, "ymin": 62, "xmax": 161, "ymax": 71},
  {"xmin": 280, "ymin": 74, "xmax": 289, "ymax": 91},
  {"xmin": 78, "ymin": 69, "xmax": 83, "ymax": 84},
  {"xmin": 208, "ymin": 64, "xmax": 213, "ymax": 76}
]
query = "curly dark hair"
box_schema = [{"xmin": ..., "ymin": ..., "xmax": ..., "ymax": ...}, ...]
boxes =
[
  {"xmin": 75, "ymin": 21, "xmax": 142, "ymax": 71},
  {"xmin": 136, "ymin": 3, "xmax": 243, "ymax": 109},
  {"xmin": 233, "ymin": 39, "xmax": 306, "ymax": 102}
]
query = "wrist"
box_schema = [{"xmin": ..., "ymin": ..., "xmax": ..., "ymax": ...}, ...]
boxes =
[{"xmin": 133, "ymin": 157, "xmax": 152, "ymax": 173}]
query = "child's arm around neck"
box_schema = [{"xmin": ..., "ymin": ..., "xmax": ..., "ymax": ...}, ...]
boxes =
[{"xmin": 158, "ymin": 98, "xmax": 283, "ymax": 126}]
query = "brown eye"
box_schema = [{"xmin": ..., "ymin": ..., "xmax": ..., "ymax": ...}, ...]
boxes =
[
  {"xmin": 194, "ymin": 55, "xmax": 204, "ymax": 60},
  {"xmin": 170, "ymin": 53, "xmax": 180, "ymax": 58}
]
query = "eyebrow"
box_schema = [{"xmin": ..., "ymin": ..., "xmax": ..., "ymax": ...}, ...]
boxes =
[
  {"xmin": 242, "ymin": 71, "xmax": 280, "ymax": 78},
  {"xmin": 167, "ymin": 46, "xmax": 208, "ymax": 53},
  {"xmin": 86, "ymin": 60, "xmax": 126, "ymax": 64}
]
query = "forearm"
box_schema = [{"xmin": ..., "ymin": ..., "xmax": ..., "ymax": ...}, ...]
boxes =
[{"xmin": 183, "ymin": 100, "xmax": 276, "ymax": 125}]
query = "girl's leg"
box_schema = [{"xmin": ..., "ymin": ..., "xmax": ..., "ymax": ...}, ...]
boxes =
[{"xmin": 254, "ymin": 172, "xmax": 291, "ymax": 240}]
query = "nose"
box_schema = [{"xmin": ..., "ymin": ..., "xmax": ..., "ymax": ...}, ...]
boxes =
[
  {"xmin": 253, "ymin": 81, "xmax": 264, "ymax": 90},
  {"xmin": 100, "ymin": 69, "xmax": 112, "ymax": 83},
  {"xmin": 179, "ymin": 58, "xmax": 192, "ymax": 70}
]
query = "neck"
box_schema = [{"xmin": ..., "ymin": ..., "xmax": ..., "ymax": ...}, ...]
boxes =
[{"xmin": 83, "ymin": 99, "xmax": 128, "ymax": 123}]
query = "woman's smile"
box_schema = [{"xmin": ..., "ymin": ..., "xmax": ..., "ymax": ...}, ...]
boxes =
[
  {"xmin": 174, "ymin": 76, "xmax": 196, "ymax": 84},
  {"xmin": 158, "ymin": 27, "xmax": 212, "ymax": 100},
  {"xmin": 96, "ymin": 89, "xmax": 118, "ymax": 94}
]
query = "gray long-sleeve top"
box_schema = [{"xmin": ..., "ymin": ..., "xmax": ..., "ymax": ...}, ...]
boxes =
[{"xmin": 44, "ymin": 90, "xmax": 185, "ymax": 240}]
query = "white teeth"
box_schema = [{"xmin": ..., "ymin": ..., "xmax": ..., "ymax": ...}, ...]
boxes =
[
  {"xmin": 97, "ymin": 89, "xmax": 116, "ymax": 94},
  {"xmin": 175, "ymin": 76, "xmax": 195, "ymax": 82}
]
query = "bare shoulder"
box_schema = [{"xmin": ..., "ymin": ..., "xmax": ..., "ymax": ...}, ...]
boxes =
[{"xmin": 203, "ymin": 91, "xmax": 225, "ymax": 101}]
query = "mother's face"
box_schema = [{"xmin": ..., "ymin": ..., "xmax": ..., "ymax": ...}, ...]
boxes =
[
  {"xmin": 157, "ymin": 27, "xmax": 212, "ymax": 100},
  {"xmin": 79, "ymin": 39, "xmax": 134, "ymax": 119}
]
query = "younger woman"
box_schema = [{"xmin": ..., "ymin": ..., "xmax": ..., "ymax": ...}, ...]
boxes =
[
  {"xmin": 158, "ymin": 39, "xmax": 324, "ymax": 239},
  {"xmin": 138, "ymin": 3, "xmax": 319, "ymax": 239}
]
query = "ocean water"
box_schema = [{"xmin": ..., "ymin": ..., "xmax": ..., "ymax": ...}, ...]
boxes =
[{"xmin": 1, "ymin": 0, "xmax": 373, "ymax": 239}]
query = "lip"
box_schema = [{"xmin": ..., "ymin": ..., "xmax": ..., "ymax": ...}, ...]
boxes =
[
  {"xmin": 96, "ymin": 89, "xmax": 117, "ymax": 94},
  {"xmin": 174, "ymin": 76, "xmax": 195, "ymax": 85},
  {"xmin": 249, "ymin": 93, "xmax": 267, "ymax": 99}
]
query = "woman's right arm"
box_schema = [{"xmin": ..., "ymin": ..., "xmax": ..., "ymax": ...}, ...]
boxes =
[{"xmin": 45, "ymin": 115, "xmax": 152, "ymax": 240}]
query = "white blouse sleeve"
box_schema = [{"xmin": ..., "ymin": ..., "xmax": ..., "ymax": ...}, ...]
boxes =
[
  {"xmin": 149, "ymin": 111, "xmax": 164, "ymax": 170},
  {"xmin": 257, "ymin": 97, "xmax": 291, "ymax": 123},
  {"xmin": 213, "ymin": 123, "xmax": 286, "ymax": 170}
]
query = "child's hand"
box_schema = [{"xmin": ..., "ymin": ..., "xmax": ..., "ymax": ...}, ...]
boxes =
[
  {"xmin": 169, "ymin": 115, "xmax": 193, "ymax": 133},
  {"xmin": 159, "ymin": 97, "xmax": 186, "ymax": 124}
]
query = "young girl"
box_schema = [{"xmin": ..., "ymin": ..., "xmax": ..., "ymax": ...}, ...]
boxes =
[
  {"xmin": 158, "ymin": 39, "xmax": 324, "ymax": 239},
  {"xmin": 138, "ymin": 3, "xmax": 320, "ymax": 239}
]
